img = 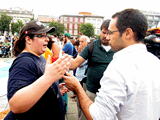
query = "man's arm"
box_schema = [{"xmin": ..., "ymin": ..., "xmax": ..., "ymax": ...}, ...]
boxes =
[
  {"xmin": 63, "ymin": 63, "xmax": 128, "ymax": 120},
  {"xmin": 63, "ymin": 73, "xmax": 93, "ymax": 120},
  {"xmin": 69, "ymin": 55, "xmax": 85, "ymax": 70}
]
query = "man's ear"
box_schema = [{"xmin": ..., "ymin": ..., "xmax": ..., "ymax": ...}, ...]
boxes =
[
  {"xmin": 125, "ymin": 28, "xmax": 134, "ymax": 40},
  {"xmin": 25, "ymin": 36, "xmax": 32, "ymax": 45}
]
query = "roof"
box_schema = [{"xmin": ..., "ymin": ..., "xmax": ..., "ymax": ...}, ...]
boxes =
[
  {"xmin": 38, "ymin": 17, "xmax": 55, "ymax": 23},
  {"xmin": 0, "ymin": 7, "xmax": 33, "ymax": 15},
  {"xmin": 59, "ymin": 14, "xmax": 104, "ymax": 18}
]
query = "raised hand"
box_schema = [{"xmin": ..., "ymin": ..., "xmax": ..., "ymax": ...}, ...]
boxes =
[{"xmin": 44, "ymin": 54, "xmax": 72, "ymax": 84}]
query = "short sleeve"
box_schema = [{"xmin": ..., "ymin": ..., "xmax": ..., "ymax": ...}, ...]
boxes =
[
  {"xmin": 62, "ymin": 44, "xmax": 69, "ymax": 52},
  {"xmin": 7, "ymin": 57, "xmax": 38, "ymax": 100},
  {"xmin": 79, "ymin": 45, "xmax": 89, "ymax": 60}
]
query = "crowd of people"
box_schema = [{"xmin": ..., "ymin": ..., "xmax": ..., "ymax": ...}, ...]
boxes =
[
  {"xmin": 0, "ymin": 35, "xmax": 18, "ymax": 58},
  {"xmin": 4, "ymin": 8, "xmax": 160, "ymax": 120}
]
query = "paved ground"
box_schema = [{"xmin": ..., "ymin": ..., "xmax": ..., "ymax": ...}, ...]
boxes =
[{"xmin": 0, "ymin": 57, "xmax": 78, "ymax": 120}]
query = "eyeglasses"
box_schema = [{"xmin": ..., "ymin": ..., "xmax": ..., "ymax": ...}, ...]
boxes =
[
  {"xmin": 34, "ymin": 34, "xmax": 48, "ymax": 38},
  {"xmin": 107, "ymin": 30, "xmax": 119, "ymax": 35}
]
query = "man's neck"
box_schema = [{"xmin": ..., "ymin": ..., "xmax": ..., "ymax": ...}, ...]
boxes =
[{"xmin": 67, "ymin": 39, "xmax": 70, "ymax": 43}]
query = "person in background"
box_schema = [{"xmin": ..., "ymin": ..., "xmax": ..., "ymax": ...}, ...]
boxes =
[
  {"xmin": 51, "ymin": 35, "xmax": 61, "ymax": 62},
  {"xmin": 61, "ymin": 33, "xmax": 74, "ymax": 114},
  {"xmin": 62, "ymin": 33, "xmax": 73, "ymax": 56},
  {"xmin": 42, "ymin": 39, "xmax": 69, "ymax": 97},
  {"xmin": 69, "ymin": 40, "xmax": 79, "ymax": 101},
  {"xmin": 69, "ymin": 19, "xmax": 114, "ymax": 119},
  {"xmin": 1, "ymin": 37, "xmax": 11, "ymax": 57},
  {"xmin": 61, "ymin": 37, "xmax": 66, "ymax": 46},
  {"xmin": 63, "ymin": 9, "xmax": 160, "ymax": 120},
  {"xmin": 0, "ymin": 34, "xmax": 5, "ymax": 43},
  {"xmin": 5, "ymin": 21, "xmax": 71, "ymax": 120},
  {"xmin": 57, "ymin": 36, "xmax": 63, "ymax": 57},
  {"xmin": 75, "ymin": 35, "xmax": 90, "ymax": 119}
]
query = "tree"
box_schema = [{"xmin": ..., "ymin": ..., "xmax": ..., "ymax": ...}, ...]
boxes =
[
  {"xmin": 30, "ymin": 17, "xmax": 34, "ymax": 21},
  {"xmin": 79, "ymin": 23, "xmax": 95, "ymax": 37},
  {"xmin": 48, "ymin": 21, "xmax": 66, "ymax": 36},
  {"xmin": 11, "ymin": 20, "xmax": 24, "ymax": 35},
  {"xmin": 0, "ymin": 13, "xmax": 12, "ymax": 33}
]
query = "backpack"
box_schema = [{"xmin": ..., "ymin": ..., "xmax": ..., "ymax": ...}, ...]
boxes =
[
  {"xmin": 84, "ymin": 42, "xmax": 94, "ymax": 75},
  {"xmin": 73, "ymin": 46, "xmax": 78, "ymax": 58}
]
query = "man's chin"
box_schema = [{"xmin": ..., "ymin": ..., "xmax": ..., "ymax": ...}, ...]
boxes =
[{"xmin": 102, "ymin": 42, "xmax": 109, "ymax": 46}]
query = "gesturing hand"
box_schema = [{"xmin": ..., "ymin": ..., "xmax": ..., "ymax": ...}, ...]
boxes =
[
  {"xmin": 62, "ymin": 72, "xmax": 81, "ymax": 92},
  {"xmin": 44, "ymin": 54, "xmax": 72, "ymax": 84},
  {"xmin": 59, "ymin": 83, "xmax": 69, "ymax": 96}
]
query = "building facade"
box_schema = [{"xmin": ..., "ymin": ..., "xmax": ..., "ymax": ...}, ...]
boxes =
[
  {"xmin": 142, "ymin": 10, "xmax": 160, "ymax": 29},
  {"xmin": 59, "ymin": 12, "xmax": 104, "ymax": 37},
  {"xmin": 0, "ymin": 7, "xmax": 34, "ymax": 24},
  {"xmin": 37, "ymin": 15, "xmax": 58, "ymax": 28},
  {"xmin": 59, "ymin": 14, "xmax": 85, "ymax": 36}
]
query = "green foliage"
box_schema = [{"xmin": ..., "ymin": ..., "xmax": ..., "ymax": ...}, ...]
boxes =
[
  {"xmin": 11, "ymin": 19, "xmax": 24, "ymax": 35},
  {"xmin": 48, "ymin": 21, "xmax": 66, "ymax": 35},
  {"xmin": 95, "ymin": 34, "xmax": 100, "ymax": 39},
  {"xmin": 30, "ymin": 17, "xmax": 34, "ymax": 21},
  {"xmin": 0, "ymin": 13, "xmax": 13, "ymax": 33},
  {"xmin": 79, "ymin": 23, "xmax": 95, "ymax": 37}
]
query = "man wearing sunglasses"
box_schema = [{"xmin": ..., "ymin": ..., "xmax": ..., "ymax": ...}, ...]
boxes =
[
  {"xmin": 63, "ymin": 9, "xmax": 160, "ymax": 120},
  {"xmin": 5, "ymin": 21, "xmax": 72, "ymax": 120}
]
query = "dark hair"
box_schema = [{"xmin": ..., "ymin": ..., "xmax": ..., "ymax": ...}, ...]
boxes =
[
  {"xmin": 53, "ymin": 34, "xmax": 57, "ymax": 38},
  {"xmin": 13, "ymin": 34, "xmax": 34, "ymax": 57},
  {"xmin": 100, "ymin": 19, "xmax": 111, "ymax": 30},
  {"xmin": 47, "ymin": 36, "xmax": 54, "ymax": 50},
  {"xmin": 73, "ymin": 40, "xmax": 80, "ymax": 46},
  {"xmin": 112, "ymin": 9, "xmax": 148, "ymax": 41}
]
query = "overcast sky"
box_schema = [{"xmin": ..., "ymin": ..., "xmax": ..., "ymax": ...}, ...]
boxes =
[{"xmin": 0, "ymin": 0, "xmax": 160, "ymax": 19}]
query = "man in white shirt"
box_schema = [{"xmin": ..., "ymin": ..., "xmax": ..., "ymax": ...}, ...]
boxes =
[{"xmin": 63, "ymin": 8, "xmax": 160, "ymax": 120}]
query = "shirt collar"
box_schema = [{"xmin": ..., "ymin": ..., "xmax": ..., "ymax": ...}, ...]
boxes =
[
  {"xmin": 113, "ymin": 43, "xmax": 147, "ymax": 59},
  {"xmin": 98, "ymin": 38, "xmax": 112, "ymax": 52}
]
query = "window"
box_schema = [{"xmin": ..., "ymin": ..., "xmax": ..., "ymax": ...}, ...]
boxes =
[
  {"xmin": 69, "ymin": 23, "xmax": 72, "ymax": 29},
  {"xmin": 74, "ymin": 30, "xmax": 78, "ymax": 35},
  {"xmin": 74, "ymin": 24, "xmax": 78, "ymax": 29},
  {"xmin": 64, "ymin": 23, "xmax": 67, "ymax": 29},
  {"xmin": 92, "ymin": 19, "xmax": 96, "ymax": 25},
  {"xmin": 149, "ymin": 21, "xmax": 153, "ymax": 25},
  {"xmin": 60, "ymin": 19, "xmax": 63, "ymax": 23},
  {"xmin": 148, "ymin": 15, "xmax": 153, "ymax": 20},
  {"xmin": 69, "ymin": 30, "xmax": 72, "ymax": 35},
  {"xmin": 97, "ymin": 29, "xmax": 100, "ymax": 35},
  {"xmin": 70, "ymin": 17, "xmax": 73, "ymax": 22},
  {"xmin": 154, "ymin": 16, "xmax": 160, "ymax": 20},
  {"xmin": 87, "ymin": 18, "xmax": 91, "ymax": 22},
  {"xmin": 97, "ymin": 19, "xmax": 101, "ymax": 25},
  {"xmin": 80, "ymin": 18, "xmax": 83, "ymax": 23},
  {"xmin": 75, "ymin": 18, "xmax": 78, "ymax": 22},
  {"xmin": 64, "ymin": 17, "xmax": 68, "ymax": 21},
  {"xmin": 155, "ymin": 21, "xmax": 159, "ymax": 25}
]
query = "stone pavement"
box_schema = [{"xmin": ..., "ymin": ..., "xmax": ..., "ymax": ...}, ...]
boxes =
[
  {"xmin": 0, "ymin": 57, "xmax": 78, "ymax": 120},
  {"xmin": 66, "ymin": 91, "xmax": 78, "ymax": 120}
]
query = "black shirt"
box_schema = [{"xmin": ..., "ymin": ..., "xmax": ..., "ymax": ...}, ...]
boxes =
[{"xmin": 5, "ymin": 52, "xmax": 65, "ymax": 120}]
